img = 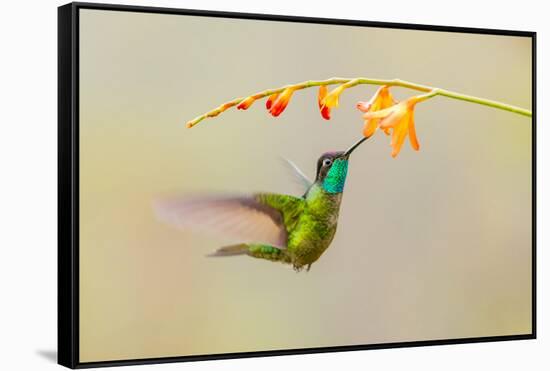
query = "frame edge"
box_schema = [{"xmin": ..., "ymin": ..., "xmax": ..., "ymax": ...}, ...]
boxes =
[
  {"xmin": 531, "ymin": 32, "xmax": 537, "ymax": 339},
  {"xmin": 58, "ymin": 2, "xmax": 79, "ymax": 369},
  {"xmin": 71, "ymin": 1, "xmax": 536, "ymax": 36}
]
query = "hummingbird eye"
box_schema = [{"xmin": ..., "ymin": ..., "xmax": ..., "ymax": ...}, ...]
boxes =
[{"xmin": 322, "ymin": 158, "xmax": 333, "ymax": 167}]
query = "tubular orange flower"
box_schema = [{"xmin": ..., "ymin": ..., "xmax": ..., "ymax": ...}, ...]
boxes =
[
  {"xmin": 317, "ymin": 86, "xmax": 331, "ymax": 120},
  {"xmin": 357, "ymin": 85, "xmax": 397, "ymax": 137},
  {"xmin": 269, "ymin": 88, "xmax": 296, "ymax": 117},
  {"xmin": 237, "ymin": 96, "xmax": 256, "ymax": 110},
  {"xmin": 361, "ymin": 96, "xmax": 421, "ymax": 158}
]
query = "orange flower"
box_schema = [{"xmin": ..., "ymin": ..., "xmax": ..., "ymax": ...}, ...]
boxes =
[
  {"xmin": 317, "ymin": 86, "xmax": 331, "ymax": 120},
  {"xmin": 237, "ymin": 96, "xmax": 256, "ymax": 110},
  {"xmin": 361, "ymin": 96, "xmax": 421, "ymax": 158},
  {"xmin": 357, "ymin": 85, "xmax": 397, "ymax": 137},
  {"xmin": 269, "ymin": 88, "xmax": 296, "ymax": 117}
]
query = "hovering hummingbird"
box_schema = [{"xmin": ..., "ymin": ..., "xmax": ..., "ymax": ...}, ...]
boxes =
[{"xmin": 154, "ymin": 136, "xmax": 369, "ymax": 272}]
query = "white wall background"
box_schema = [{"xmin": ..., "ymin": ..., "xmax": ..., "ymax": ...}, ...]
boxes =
[{"xmin": 0, "ymin": 0, "xmax": 546, "ymax": 370}]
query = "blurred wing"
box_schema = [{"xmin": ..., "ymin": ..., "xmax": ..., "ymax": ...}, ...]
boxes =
[
  {"xmin": 280, "ymin": 157, "xmax": 313, "ymax": 194},
  {"xmin": 153, "ymin": 195, "xmax": 288, "ymax": 248}
]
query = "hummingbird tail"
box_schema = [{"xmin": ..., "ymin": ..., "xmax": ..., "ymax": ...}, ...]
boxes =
[
  {"xmin": 207, "ymin": 244, "xmax": 249, "ymax": 257},
  {"xmin": 207, "ymin": 243, "xmax": 290, "ymax": 264}
]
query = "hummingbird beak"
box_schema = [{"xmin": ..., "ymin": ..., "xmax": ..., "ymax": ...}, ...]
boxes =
[{"xmin": 344, "ymin": 136, "xmax": 370, "ymax": 157}]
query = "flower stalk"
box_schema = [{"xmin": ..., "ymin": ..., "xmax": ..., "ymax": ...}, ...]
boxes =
[{"xmin": 186, "ymin": 77, "xmax": 532, "ymax": 128}]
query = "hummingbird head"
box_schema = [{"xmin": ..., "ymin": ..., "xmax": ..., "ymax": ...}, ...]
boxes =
[{"xmin": 315, "ymin": 137, "xmax": 369, "ymax": 194}]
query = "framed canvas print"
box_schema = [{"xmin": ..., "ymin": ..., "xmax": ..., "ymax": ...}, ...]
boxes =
[{"xmin": 58, "ymin": 2, "xmax": 536, "ymax": 368}]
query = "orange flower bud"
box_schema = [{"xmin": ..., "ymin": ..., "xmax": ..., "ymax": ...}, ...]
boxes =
[
  {"xmin": 266, "ymin": 93, "xmax": 279, "ymax": 110},
  {"xmin": 269, "ymin": 88, "xmax": 295, "ymax": 117},
  {"xmin": 317, "ymin": 86, "xmax": 331, "ymax": 120},
  {"xmin": 237, "ymin": 96, "xmax": 255, "ymax": 110},
  {"xmin": 206, "ymin": 102, "xmax": 235, "ymax": 118}
]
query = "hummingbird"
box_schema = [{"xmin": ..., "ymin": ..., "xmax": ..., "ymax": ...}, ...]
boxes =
[{"xmin": 154, "ymin": 136, "xmax": 369, "ymax": 272}]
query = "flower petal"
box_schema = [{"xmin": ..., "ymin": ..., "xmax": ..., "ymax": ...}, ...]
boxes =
[
  {"xmin": 318, "ymin": 86, "xmax": 328, "ymax": 109},
  {"xmin": 378, "ymin": 110, "xmax": 402, "ymax": 129},
  {"xmin": 363, "ymin": 119, "xmax": 378, "ymax": 137},
  {"xmin": 362, "ymin": 105, "xmax": 396, "ymax": 120},
  {"xmin": 321, "ymin": 105, "xmax": 331, "ymax": 120},
  {"xmin": 324, "ymin": 85, "xmax": 345, "ymax": 108},
  {"xmin": 391, "ymin": 125, "xmax": 408, "ymax": 158},
  {"xmin": 356, "ymin": 101, "xmax": 372, "ymax": 112},
  {"xmin": 407, "ymin": 111, "xmax": 420, "ymax": 150},
  {"xmin": 379, "ymin": 86, "xmax": 396, "ymax": 109}
]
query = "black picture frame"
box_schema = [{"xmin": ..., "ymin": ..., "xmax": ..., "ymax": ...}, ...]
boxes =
[{"xmin": 58, "ymin": 2, "xmax": 537, "ymax": 368}]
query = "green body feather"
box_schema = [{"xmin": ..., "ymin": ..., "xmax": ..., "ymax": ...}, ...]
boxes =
[{"xmin": 244, "ymin": 159, "xmax": 348, "ymax": 271}]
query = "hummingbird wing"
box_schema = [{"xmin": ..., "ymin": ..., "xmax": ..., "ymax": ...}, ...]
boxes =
[
  {"xmin": 279, "ymin": 157, "xmax": 313, "ymax": 194},
  {"xmin": 154, "ymin": 194, "xmax": 304, "ymax": 248}
]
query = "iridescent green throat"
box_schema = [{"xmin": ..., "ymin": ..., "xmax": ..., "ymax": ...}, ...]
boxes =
[{"xmin": 322, "ymin": 159, "xmax": 348, "ymax": 194}]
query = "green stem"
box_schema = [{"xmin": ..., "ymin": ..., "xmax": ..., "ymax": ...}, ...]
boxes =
[{"xmin": 187, "ymin": 77, "xmax": 532, "ymax": 127}]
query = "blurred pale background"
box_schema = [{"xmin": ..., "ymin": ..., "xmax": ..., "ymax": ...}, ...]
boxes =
[{"xmin": 78, "ymin": 9, "xmax": 532, "ymax": 362}]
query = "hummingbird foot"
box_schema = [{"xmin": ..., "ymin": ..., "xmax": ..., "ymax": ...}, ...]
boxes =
[{"xmin": 292, "ymin": 262, "xmax": 312, "ymax": 272}]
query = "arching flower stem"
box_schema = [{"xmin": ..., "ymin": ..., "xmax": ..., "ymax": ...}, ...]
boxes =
[{"xmin": 186, "ymin": 77, "xmax": 531, "ymax": 128}]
